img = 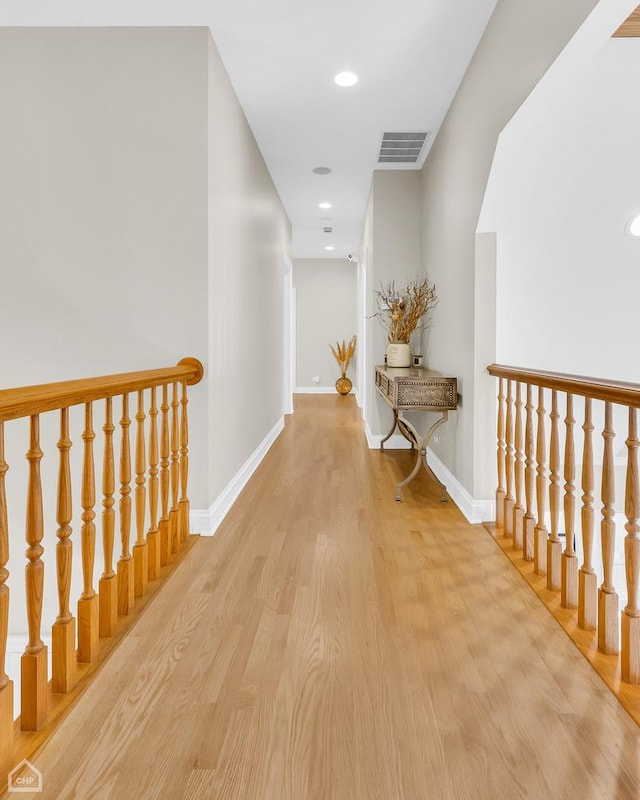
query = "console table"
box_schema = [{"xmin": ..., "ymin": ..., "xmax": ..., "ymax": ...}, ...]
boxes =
[{"xmin": 375, "ymin": 365, "xmax": 458, "ymax": 501}]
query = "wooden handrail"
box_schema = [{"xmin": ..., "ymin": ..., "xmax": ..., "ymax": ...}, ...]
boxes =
[
  {"xmin": 487, "ymin": 364, "xmax": 640, "ymax": 407},
  {"xmin": 0, "ymin": 358, "xmax": 204, "ymax": 423}
]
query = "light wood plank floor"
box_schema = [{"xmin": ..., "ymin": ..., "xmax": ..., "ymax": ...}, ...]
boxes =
[{"xmin": 8, "ymin": 394, "xmax": 640, "ymax": 799}]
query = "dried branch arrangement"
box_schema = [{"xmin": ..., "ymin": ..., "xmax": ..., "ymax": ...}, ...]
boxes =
[
  {"xmin": 330, "ymin": 335, "xmax": 357, "ymax": 375},
  {"xmin": 372, "ymin": 277, "xmax": 437, "ymax": 342}
]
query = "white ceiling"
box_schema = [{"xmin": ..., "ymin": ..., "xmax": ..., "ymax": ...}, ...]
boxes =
[{"xmin": 0, "ymin": 0, "xmax": 498, "ymax": 259}]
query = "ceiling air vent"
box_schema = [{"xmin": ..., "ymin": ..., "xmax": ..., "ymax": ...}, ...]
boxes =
[{"xmin": 378, "ymin": 131, "xmax": 430, "ymax": 164}]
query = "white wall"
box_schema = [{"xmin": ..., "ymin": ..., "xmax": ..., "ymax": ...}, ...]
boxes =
[
  {"xmin": 0, "ymin": 26, "xmax": 210, "ymax": 501},
  {"xmin": 0, "ymin": 28, "xmax": 211, "ymax": 647},
  {"xmin": 481, "ymin": 39, "xmax": 640, "ymax": 382},
  {"xmin": 0, "ymin": 29, "xmax": 292, "ymax": 649},
  {"xmin": 207, "ymin": 33, "xmax": 291, "ymax": 500},
  {"xmin": 419, "ymin": 0, "xmax": 600, "ymax": 501},
  {"xmin": 292, "ymin": 259, "xmax": 357, "ymax": 390}
]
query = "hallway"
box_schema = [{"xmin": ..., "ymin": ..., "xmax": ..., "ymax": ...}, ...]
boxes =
[{"xmin": 12, "ymin": 394, "xmax": 640, "ymax": 799}]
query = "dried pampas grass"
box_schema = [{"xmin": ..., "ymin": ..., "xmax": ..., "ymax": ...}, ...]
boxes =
[{"xmin": 330, "ymin": 335, "xmax": 357, "ymax": 374}]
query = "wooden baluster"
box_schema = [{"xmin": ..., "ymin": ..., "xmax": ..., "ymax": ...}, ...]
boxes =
[
  {"xmin": 147, "ymin": 387, "xmax": 161, "ymax": 581},
  {"xmin": 512, "ymin": 382, "xmax": 524, "ymax": 551},
  {"xmin": 561, "ymin": 393, "xmax": 578, "ymax": 609},
  {"xmin": 0, "ymin": 423, "xmax": 13, "ymax": 766},
  {"xmin": 118, "ymin": 394, "xmax": 134, "ymax": 616},
  {"xmin": 21, "ymin": 415, "xmax": 47, "ymax": 730},
  {"xmin": 534, "ymin": 387, "xmax": 548, "ymax": 575},
  {"xmin": 578, "ymin": 397, "xmax": 597, "ymax": 630},
  {"xmin": 159, "ymin": 384, "xmax": 170, "ymax": 566},
  {"xmin": 52, "ymin": 408, "xmax": 76, "ymax": 693},
  {"xmin": 547, "ymin": 390, "xmax": 562, "ymax": 591},
  {"xmin": 598, "ymin": 401, "xmax": 619, "ymax": 654},
  {"xmin": 133, "ymin": 390, "xmax": 148, "ymax": 598},
  {"xmin": 78, "ymin": 402, "xmax": 99, "ymax": 663},
  {"xmin": 622, "ymin": 406, "xmax": 640, "ymax": 682},
  {"xmin": 523, "ymin": 384, "xmax": 535, "ymax": 561},
  {"xmin": 504, "ymin": 380, "xmax": 515, "ymax": 538},
  {"xmin": 179, "ymin": 380, "xmax": 190, "ymax": 543},
  {"xmin": 169, "ymin": 382, "xmax": 180, "ymax": 554},
  {"xmin": 99, "ymin": 398, "xmax": 118, "ymax": 637},
  {"xmin": 496, "ymin": 378, "xmax": 506, "ymax": 531}
]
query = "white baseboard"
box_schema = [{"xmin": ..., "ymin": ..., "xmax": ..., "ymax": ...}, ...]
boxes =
[
  {"xmin": 190, "ymin": 416, "xmax": 285, "ymax": 536},
  {"xmin": 364, "ymin": 421, "xmax": 412, "ymax": 450},
  {"xmin": 426, "ymin": 447, "xmax": 494, "ymax": 524},
  {"xmin": 295, "ymin": 386, "xmax": 335, "ymax": 394},
  {"xmin": 190, "ymin": 507, "xmax": 212, "ymax": 534}
]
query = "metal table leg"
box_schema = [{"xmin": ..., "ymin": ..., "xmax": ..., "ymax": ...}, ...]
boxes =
[
  {"xmin": 394, "ymin": 411, "xmax": 449, "ymax": 502},
  {"xmin": 381, "ymin": 411, "xmax": 416, "ymax": 451},
  {"xmin": 379, "ymin": 413, "xmax": 398, "ymax": 450}
]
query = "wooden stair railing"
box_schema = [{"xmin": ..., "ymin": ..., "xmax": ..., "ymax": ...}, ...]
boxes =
[
  {"xmin": 489, "ymin": 364, "xmax": 640, "ymax": 695},
  {"xmin": 0, "ymin": 358, "xmax": 203, "ymax": 775}
]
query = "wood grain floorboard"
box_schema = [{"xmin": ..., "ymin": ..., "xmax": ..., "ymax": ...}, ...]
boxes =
[{"xmin": 5, "ymin": 393, "xmax": 640, "ymax": 799}]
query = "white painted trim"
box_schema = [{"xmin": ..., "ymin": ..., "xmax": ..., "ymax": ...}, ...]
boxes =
[
  {"xmin": 358, "ymin": 247, "xmax": 370, "ymax": 423},
  {"xmin": 426, "ymin": 447, "xmax": 494, "ymax": 524},
  {"xmin": 190, "ymin": 508, "xmax": 212, "ymax": 535},
  {"xmin": 190, "ymin": 416, "xmax": 285, "ymax": 536},
  {"xmin": 290, "ymin": 288, "xmax": 297, "ymax": 412},
  {"xmin": 282, "ymin": 254, "xmax": 295, "ymax": 416},
  {"xmin": 295, "ymin": 386, "xmax": 336, "ymax": 394}
]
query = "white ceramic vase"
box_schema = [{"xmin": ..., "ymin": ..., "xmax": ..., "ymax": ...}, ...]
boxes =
[{"xmin": 386, "ymin": 342, "xmax": 411, "ymax": 368}]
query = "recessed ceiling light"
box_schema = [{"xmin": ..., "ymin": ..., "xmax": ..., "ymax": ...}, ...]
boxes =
[
  {"xmin": 313, "ymin": 167, "xmax": 332, "ymax": 175},
  {"xmin": 325, "ymin": 246, "xmax": 335, "ymax": 251},
  {"xmin": 334, "ymin": 72, "xmax": 358, "ymax": 87},
  {"xmin": 627, "ymin": 212, "xmax": 640, "ymax": 237},
  {"xmin": 319, "ymin": 202, "xmax": 332, "ymax": 209}
]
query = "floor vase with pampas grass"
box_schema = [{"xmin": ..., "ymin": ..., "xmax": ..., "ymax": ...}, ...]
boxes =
[
  {"xmin": 335, "ymin": 373, "xmax": 352, "ymax": 395},
  {"xmin": 330, "ymin": 336, "xmax": 356, "ymax": 395}
]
